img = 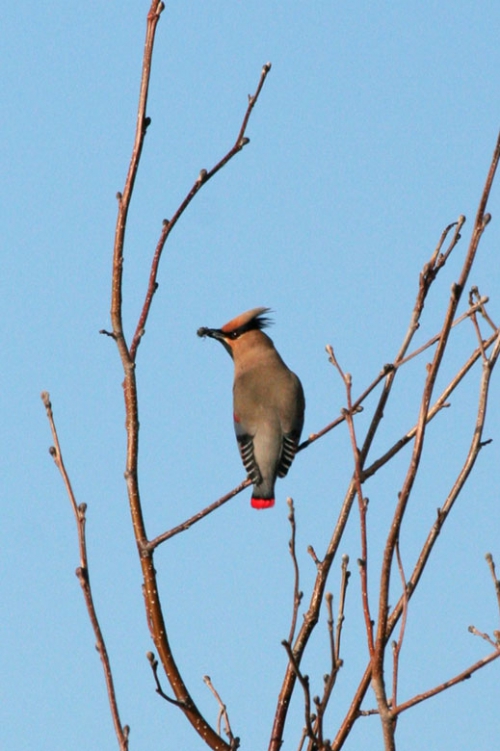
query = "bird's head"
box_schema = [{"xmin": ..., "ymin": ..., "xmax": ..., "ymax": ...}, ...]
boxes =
[{"xmin": 197, "ymin": 307, "xmax": 272, "ymax": 359}]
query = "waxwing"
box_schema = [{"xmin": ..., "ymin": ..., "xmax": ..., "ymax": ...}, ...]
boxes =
[{"xmin": 198, "ymin": 307, "xmax": 305, "ymax": 509}]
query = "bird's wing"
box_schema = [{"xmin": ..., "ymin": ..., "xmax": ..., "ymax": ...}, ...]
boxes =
[
  {"xmin": 234, "ymin": 417, "xmax": 262, "ymax": 485},
  {"xmin": 277, "ymin": 430, "xmax": 301, "ymax": 478}
]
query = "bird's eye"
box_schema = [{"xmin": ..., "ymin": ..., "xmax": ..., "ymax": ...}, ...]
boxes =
[{"xmin": 228, "ymin": 331, "xmax": 239, "ymax": 340}]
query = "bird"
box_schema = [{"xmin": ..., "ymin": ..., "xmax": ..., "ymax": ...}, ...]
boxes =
[{"xmin": 197, "ymin": 307, "xmax": 305, "ymax": 509}]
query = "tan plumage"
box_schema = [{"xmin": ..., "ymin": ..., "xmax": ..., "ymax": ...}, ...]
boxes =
[{"xmin": 198, "ymin": 307, "xmax": 305, "ymax": 509}]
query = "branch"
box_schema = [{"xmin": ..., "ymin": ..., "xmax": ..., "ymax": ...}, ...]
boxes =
[
  {"xmin": 148, "ymin": 479, "xmax": 251, "ymax": 550},
  {"xmin": 308, "ymin": 557, "xmax": 349, "ymax": 751},
  {"xmin": 203, "ymin": 676, "xmax": 240, "ymax": 750},
  {"xmin": 282, "ymin": 641, "xmax": 315, "ymax": 742},
  {"xmin": 129, "ymin": 62, "xmax": 272, "ymax": 360},
  {"xmin": 392, "ymin": 646, "xmax": 500, "ymax": 716},
  {"xmin": 298, "ymin": 363, "xmax": 394, "ymax": 452},
  {"xmin": 485, "ymin": 553, "xmax": 500, "ymax": 620},
  {"xmin": 391, "ymin": 540, "xmax": 408, "ymax": 716},
  {"xmin": 41, "ymin": 392, "xmax": 129, "ymax": 751},
  {"xmin": 147, "ymin": 651, "xmax": 188, "ymax": 708},
  {"xmin": 110, "ymin": 0, "xmax": 165, "ymax": 365},
  {"xmin": 287, "ymin": 498, "xmax": 303, "ymax": 645},
  {"xmin": 327, "ymin": 346, "xmax": 373, "ymax": 655},
  {"xmin": 107, "ymin": 5, "xmax": 237, "ymax": 749}
]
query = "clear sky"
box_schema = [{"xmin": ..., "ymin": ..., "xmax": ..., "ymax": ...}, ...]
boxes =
[{"xmin": 2, "ymin": 2, "xmax": 500, "ymax": 750}]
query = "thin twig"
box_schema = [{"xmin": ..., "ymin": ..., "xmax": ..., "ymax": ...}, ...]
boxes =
[
  {"xmin": 309, "ymin": 568, "xmax": 348, "ymax": 751},
  {"xmin": 41, "ymin": 392, "xmax": 129, "ymax": 751},
  {"xmin": 146, "ymin": 652, "xmax": 188, "ymax": 707},
  {"xmin": 468, "ymin": 625, "xmax": 499, "ymax": 649},
  {"xmin": 391, "ymin": 540, "xmax": 408, "ymax": 716},
  {"xmin": 468, "ymin": 288, "xmax": 489, "ymax": 361},
  {"xmin": 392, "ymin": 647, "xmax": 500, "ymax": 715},
  {"xmin": 110, "ymin": 0, "xmax": 165, "ymax": 367},
  {"xmin": 327, "ymin": 346, "xmax": 373, "ymax": 655},
  {"xmin": 203, "ymin": 676, "xmax": 240, "ymax": 750},
  {"xmin": 397, "ymin": 294, "xmax": 490, "ymax": 367},
  {"xmin": 336, "ymin": 554, "xmax": 350, "ymax": 665},
  {"xmin": 148, "ymin": 479, "xmax": 251, "ymax": 550},
  {"xmin": 282, "ymin": 641, "xmax": 315, "ymax": 742},
  {"xmin": 295, "ymin": 727, "xmax": 308, "ymax": 751},
  {"xmin": 287, "ymin": 498, "xmax": 303, "ymax": 644},
  {"xmin": 485, "ymin": 553, "xmax": 500, "ymax": 620},
  {"xmin": 298, "ymin": 364, "xmax": 393, "ymax": 452}
]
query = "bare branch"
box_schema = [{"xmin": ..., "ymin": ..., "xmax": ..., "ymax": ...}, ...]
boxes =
[
  {"xmin": 41, "ymin": 392, "xmax": 129, "ymax": 751},
  {"xmin": 129, "ymin": 62, "xmax": 272, "ymax": 360},
  {"xmin": 333, "ymin": 321, "xmax": 500, "ymax": 750},
  {"xmin": 203, "ymin": 676, "xmax": 240, "ymax": 750},
  {"xmin": 110, "ymin": 0, "xmax": 165, "ymax": 365},
  {"xmin": 287, "ymin": 498, "xmax": 304, "ymax": 644},
  {"xmin": 282, "ymin": 641, "xmax": 315, "ymax": 742},
  {"xmin": 148, "ymin": 479, "xmax": 251, "ymax": 550},
  {"xmin": 468, "ymin": 625, "xmax": 499, "ymax": 649},
  {"xmin": 146, "ymin": 651, "xmax": 189, "ymax": 707},
  {"xmin": 106, "ymin": 4, "xmax": 243, "ymax": 747},
  {"xmin": 327, "ymin": 345, "xmax": 374, "ymax": 655},
  {"xmin": 391, "ymin": 541, "xmax": 408, "ymax": 716},
  {"xmin": 485, "ymin": 553, "xmax": 500, "ymax": 620},
  {"xmin": 392, "ymin": 647, "xmax": 500, "ymax": 716},
  {"xmin": 308, "ymin": 560, "xmax": 349, "ymax": 751},
  {"xmin": 335, "ymin": 555, "xmax": 350, "ymax": 665},
  {"xmin": 300, "ymin": 292, "xmax": 493, "ymax": 460}
]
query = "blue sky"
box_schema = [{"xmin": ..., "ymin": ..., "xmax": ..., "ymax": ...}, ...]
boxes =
[{"xmin": 2, "ymin": 2, "xmax": 500, "ymax": 750}]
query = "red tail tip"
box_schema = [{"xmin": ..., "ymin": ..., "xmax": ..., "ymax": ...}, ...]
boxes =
[{"xmin": 251, "ymin": 498, "xmax": 275, "ymax": 510}]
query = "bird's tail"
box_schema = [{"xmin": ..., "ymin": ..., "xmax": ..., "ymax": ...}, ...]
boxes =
[{"xmin": 251, "ymin": 496, "xmax": 275, "ymax": 510}]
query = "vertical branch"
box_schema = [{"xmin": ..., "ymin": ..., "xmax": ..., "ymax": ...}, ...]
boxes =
[
  {"xmin": 335, "ymin": 555, "xmax": 350, "ymax": 666},
  {"xmin": 111, "ymin": 0, "xmax": 165, "ymax": 363},
  {"xmin": 391, "ymin": 540, "xmax": 408, "ymax": 717},
  {"xmin": 281, "ymin": 642, "xmax": 315, "ymax": 742},
  {"xmin": 327, "ymin": 346, "xmax": 374, "ymax": 655},
  {"xmin": 203, "ymin": 676, "xmax": 239, "ymax": 750},
  {"xmin": 104, "ymin": 2, "xmax": 272, "ymax": 747},
  {"xmin": 106, "ymin": 5, "xmax": 230, "ymax": 749},
  {"xmin": 309, "ymin": 556, "xmax": 350, "ymax": 751},
  {"xmin": 287, "ymin": 498, "xmax": 303, "ymax": 644},
  {"xmin": 41, "ymin": 393, "xmax": 129, "ymax": 751},
  {"xmin": 485, "ymin": 553, "xmax": 500, "ymax": 621}
]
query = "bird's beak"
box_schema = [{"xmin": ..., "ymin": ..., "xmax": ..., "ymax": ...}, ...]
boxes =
[
  {"xmin": 197, "ymin": 326, "xmax": 225, "ymax": 342},
  {"xmin": 197, "ymin": 326, "xmax": 234, "ymax": 358}
]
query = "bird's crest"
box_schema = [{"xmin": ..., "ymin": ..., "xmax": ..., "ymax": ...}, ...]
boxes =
[{"xmin": 221, "ymin": 307, "xmax": 272, "ymax": 335}]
